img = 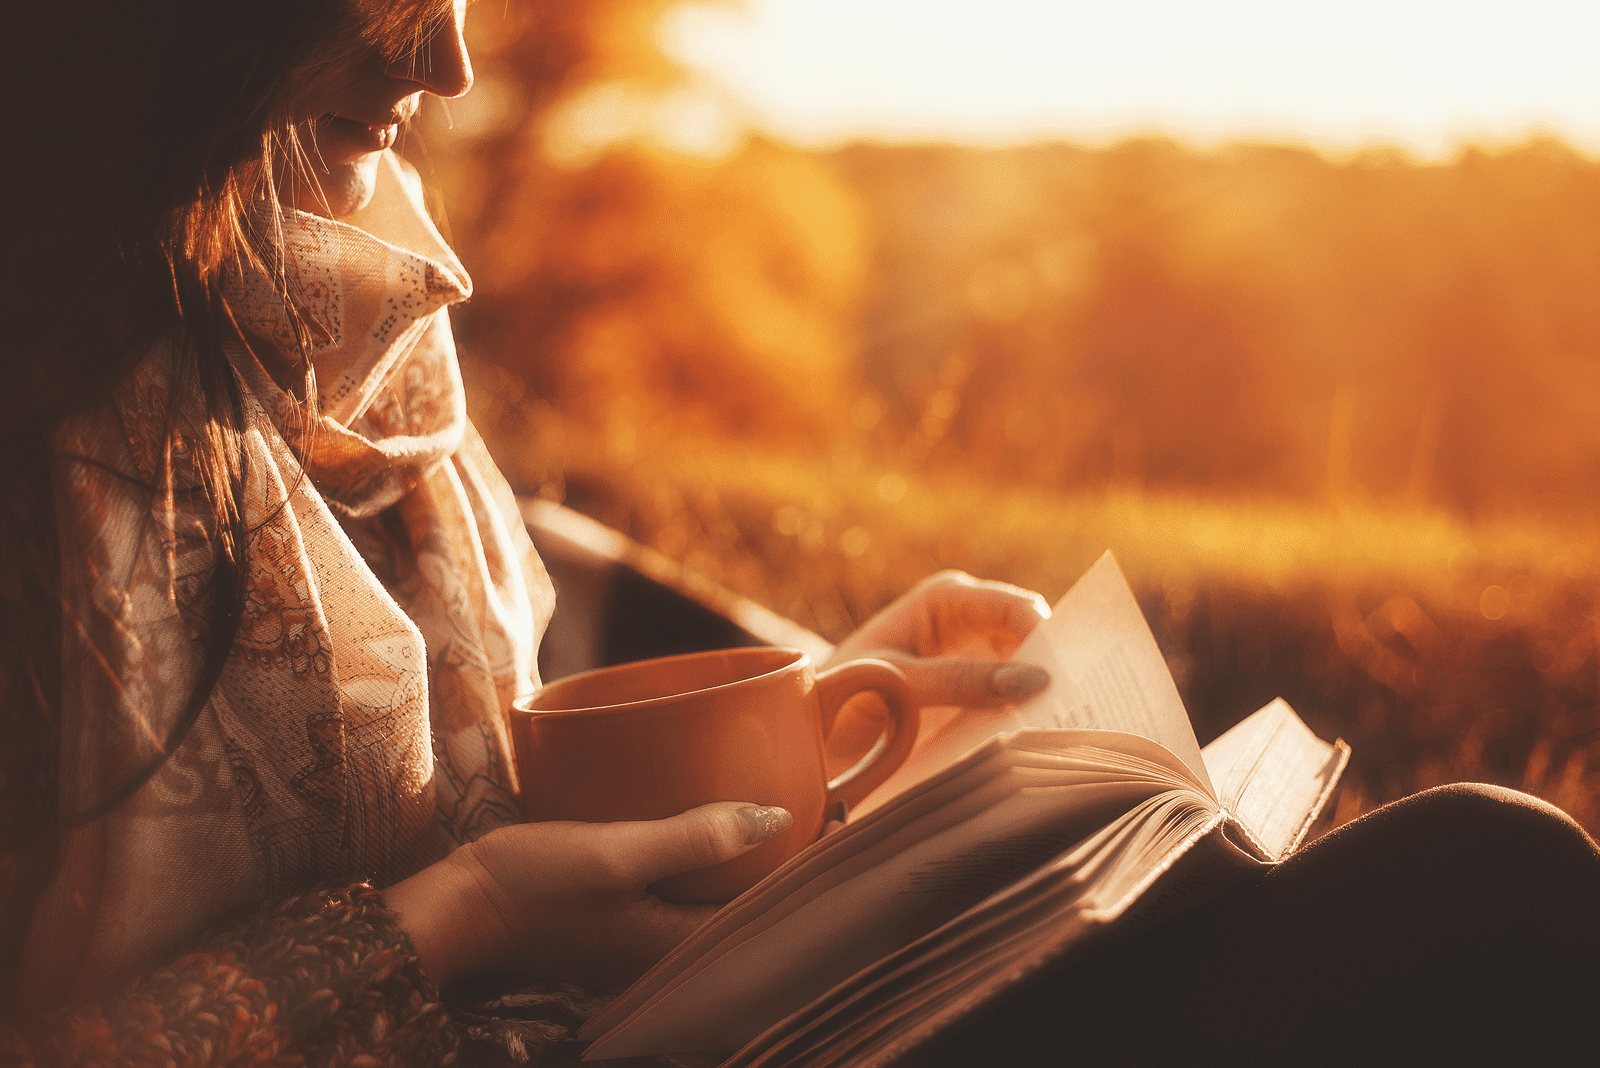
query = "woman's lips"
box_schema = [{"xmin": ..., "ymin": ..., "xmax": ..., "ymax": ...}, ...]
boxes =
[{"xmin": 320, "ymin": 114, "xmax": 399, "ymax": 152}]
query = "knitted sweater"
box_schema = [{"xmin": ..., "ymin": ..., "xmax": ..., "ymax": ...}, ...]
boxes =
[{"xmin": 1, "ymin": 883, "xmax": 460, "ymax": 1067}]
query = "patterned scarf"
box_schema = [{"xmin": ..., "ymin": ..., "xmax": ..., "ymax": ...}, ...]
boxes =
[{"xmin": 25, "ymin": 152, "xmax": 554, "ymax": 1005}]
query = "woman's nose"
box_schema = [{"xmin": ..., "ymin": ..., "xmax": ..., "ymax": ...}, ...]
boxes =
[{"xmin": 386, "ymin": 0, "xmax": 474, "ymax": 99}]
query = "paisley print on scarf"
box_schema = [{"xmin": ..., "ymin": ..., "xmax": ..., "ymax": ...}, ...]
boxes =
[{"xmin": 33, "ymin": 151, "xmax": 553, "ymax": 999}]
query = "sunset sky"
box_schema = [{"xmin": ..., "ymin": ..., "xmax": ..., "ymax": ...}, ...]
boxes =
[{"xmin": 663, "ymin": 0, "xmax": 1600, "ymax": 158}]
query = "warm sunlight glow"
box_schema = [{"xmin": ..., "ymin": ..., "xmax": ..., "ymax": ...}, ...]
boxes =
[
  {"xmin": 439, "ymin": 0, "xmax": 1600, "ymax": 830},
  {"xmin": 664, "ymin": 0, "xmax": 1600, "ymax": 158}
]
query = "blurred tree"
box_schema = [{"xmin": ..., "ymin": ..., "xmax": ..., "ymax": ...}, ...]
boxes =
[
  {"xmin": 415, "ymin": 0, "xmax": 869, "ymax": 489},
  {"xmin": 834, "ymin": 137, "xmax": 1600, "ymax": 522},
  {"xmin": 387, "ymin": 6, "xmax": 1600, "ymax": 840},
  {"xmin": 412, "ymin": 4, "xmax": 1600, "ymax": 527}
]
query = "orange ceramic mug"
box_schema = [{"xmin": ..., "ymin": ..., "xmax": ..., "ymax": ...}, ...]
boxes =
[{"xmin": 511, "ymin": 646, "xmax": 919, "ymax": 903}]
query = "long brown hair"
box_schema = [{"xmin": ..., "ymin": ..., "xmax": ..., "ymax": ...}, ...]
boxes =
[{"xmin": 0, "ymin": 0, "xmax": 459, "ymax": 973}]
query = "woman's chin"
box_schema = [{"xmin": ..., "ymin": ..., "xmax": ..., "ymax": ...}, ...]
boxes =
[{"xmin": 296, "ymin": 156, "xmax": 382, "ymax": 219}]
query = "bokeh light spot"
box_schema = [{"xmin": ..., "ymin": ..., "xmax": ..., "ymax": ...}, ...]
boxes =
[
  {"xmin": 877, "ymin": 473, "xmax": 909, "ymax": 503},
  {"xmin": 840, "ymin": 526, "xmax": 873, "ymax": 558}
]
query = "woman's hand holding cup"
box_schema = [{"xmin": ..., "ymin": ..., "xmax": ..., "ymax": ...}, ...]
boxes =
[
  {"xmin": 385, "ymin": 801, "xmax": 793, "ymax": 991},
  {"xmin": 513, "ymin": 646, "xmax": 918, "ymax": 903}
]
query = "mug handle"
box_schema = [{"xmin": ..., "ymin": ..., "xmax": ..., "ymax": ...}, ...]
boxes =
[{"xmin": 815, "ymin": 657, "xmax": 921, "ymax": 811}]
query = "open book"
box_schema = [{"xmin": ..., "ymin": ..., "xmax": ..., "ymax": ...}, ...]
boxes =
[{"xmin": 581, "ymin": 552, "xmax": 1349, "ymax": 1067}]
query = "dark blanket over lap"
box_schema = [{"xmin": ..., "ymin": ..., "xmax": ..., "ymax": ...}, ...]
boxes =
[{"xmin": 905, "ymin": 783, "xmax": 1600, "ymax": 1067}]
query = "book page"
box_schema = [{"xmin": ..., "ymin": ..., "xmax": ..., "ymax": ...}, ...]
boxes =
[
  {"xmin": 850, "ymin": 705, "xmax": 1031, "ymax": 819},
  {"xmin": 722, "ymin": 793, "xmax": 1234, "ymax": 1068},
  {"xmin": 581, "ymin": 732, "xmax": 1194, "ymax": 1061},
  {"xmin": 851, "ymin": 552, "xmax": 1210, "ymax": 818},
  {"xmin": 1201, "ymin": 698, "xmax": 1350, "ymax": 859},
  {"xmin": 1010, "ymin": 552, "xmax": 1214, "ymax": 795},
  {"xmin": 580, "ymin": 556, "xmax": 1346, "ymax": 1066}
]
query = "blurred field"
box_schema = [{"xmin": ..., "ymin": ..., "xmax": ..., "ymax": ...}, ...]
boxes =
[
  {"xmin": 471, "ymin": 386, "xmax": 1600, "ymax": 836},
  {"xmin": 429, "ymin": 1, "xmax": 1600, "ymax": 835}
]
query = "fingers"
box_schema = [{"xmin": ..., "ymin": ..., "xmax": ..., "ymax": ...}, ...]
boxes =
[
  {"xmin": 916, "ymin": 572, "xmax": 1052, "ymax": 659},
  {"xmin": 878, "ymin": 652, "xmax": 1051, "ymax": 710},
  {"xmin": 591, "ymin": 898, "xmax": 724, "ymax": 991},
  {"xmin": 834, "ymin": 570, "xmax": 1051, "ymax": 665},
  {"xmin": 450, "ymin": 810, "xmax": 791, "ymax": 991},
  {"xmin": 606, "ymin": 801, "xmax": 794, "ymax": 888}
]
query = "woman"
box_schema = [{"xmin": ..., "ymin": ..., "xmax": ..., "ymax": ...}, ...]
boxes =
[
  {"xmin": 1, "ymin": 1, "xmax": 1051, "ymax": 1062},
  {"xmin": 6, "ymin": 3, "xmax": 1598, "ymax": 1066}
]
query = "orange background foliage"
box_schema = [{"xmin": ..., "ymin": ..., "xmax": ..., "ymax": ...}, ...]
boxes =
[
  {"xmin": 414, "ymin": 2, "xmax": 1600, "ymax": 831},
  {"xmin": 432, "ymin": 8, "xmax": 1600, "ymax": 524}
]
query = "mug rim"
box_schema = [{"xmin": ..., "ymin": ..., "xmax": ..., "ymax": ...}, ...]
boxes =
[{"xmin": 514, "ymin": 645, "xmax": 812, "ymax": 719}]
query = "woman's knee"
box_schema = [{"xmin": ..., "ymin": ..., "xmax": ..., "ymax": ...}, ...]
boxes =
[
  {"xmin": 1360, "ymin": 782, "xmax": 1597, "ymax": 876},
  {"xmin": 1274, "ymin": 780, "xmax": 1599, "ymax": 909}
]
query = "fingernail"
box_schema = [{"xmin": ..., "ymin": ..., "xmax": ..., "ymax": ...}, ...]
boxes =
[
  {"xmin": 991, "ymin": 663, "xmax": 1050, "ymax": 698},
  {"xmin": 737, "ymin": 805, "xmax": 793, "ymax": 845}
]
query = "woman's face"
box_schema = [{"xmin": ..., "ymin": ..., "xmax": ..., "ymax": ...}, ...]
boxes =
[{"xmin": 293, "ymin": 0, "xmax": 472, "ymax": 218}]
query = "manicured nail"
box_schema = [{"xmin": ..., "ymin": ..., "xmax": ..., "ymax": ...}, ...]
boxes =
[
  {"xmin": 991, "ymin": 663, "xmax": 1050, "ymax": 698},
  {"xmin": 737, "ymin": 805, "xmax": 793, "ymax": 845}
]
